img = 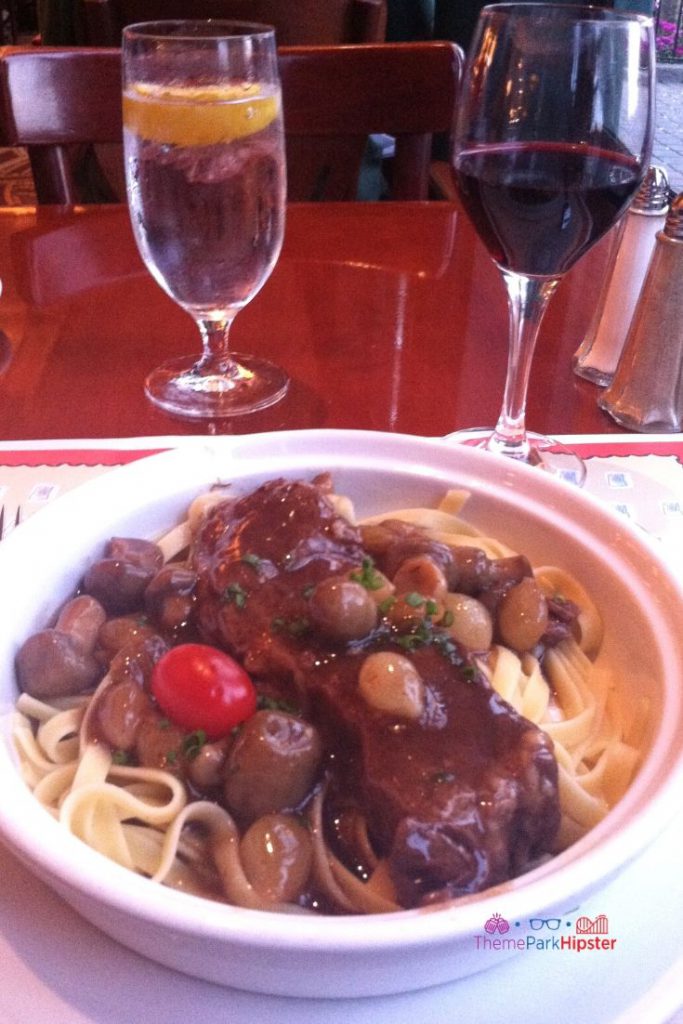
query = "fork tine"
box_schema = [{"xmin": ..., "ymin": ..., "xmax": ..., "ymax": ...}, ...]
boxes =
[{"xmin": 0, "ymin": 505, "xmax": 22, "ymax": 540}]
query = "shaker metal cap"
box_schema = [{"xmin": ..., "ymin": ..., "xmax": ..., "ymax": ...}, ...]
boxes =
[
  {"xmin": 632, "ymin": 165, "xmax": 671, "ymax": 214},
  {"xmin": 663, "ymin": 193, "xmax": 683, "ymax": 241}
]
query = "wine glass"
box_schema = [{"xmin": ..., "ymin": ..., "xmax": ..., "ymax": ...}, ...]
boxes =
[
  {"xmin": 450, "ymin": 3, "xmax": 655, "ymax": 482},
  {"xmin": 122, "ymin": 21, "xmax": 288, "ymax": 419}
]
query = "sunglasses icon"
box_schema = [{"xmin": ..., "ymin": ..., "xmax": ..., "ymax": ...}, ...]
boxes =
[{"xmin": 529, "ymin": 918, "xmax": 562, "ymax": 931}]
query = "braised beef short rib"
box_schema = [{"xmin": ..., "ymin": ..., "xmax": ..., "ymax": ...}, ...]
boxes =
[{"xmin": 193, "ymin": 478, "xmax": 560, "ymax": 907}]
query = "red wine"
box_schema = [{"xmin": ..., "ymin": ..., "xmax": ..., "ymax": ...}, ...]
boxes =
[{"xmin": 453, "ymin": 142, "xmax": 642, "ymax": 277}]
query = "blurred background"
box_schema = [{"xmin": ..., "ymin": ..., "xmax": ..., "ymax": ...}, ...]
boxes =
[{"xmin": 0, "ymin": 0, "xmax": 681, "ymax": 202}]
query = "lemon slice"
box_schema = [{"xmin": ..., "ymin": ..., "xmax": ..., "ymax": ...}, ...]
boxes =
[{"xmin": 123, "ymin": 82, "xmax": 279, "ymax": 147}]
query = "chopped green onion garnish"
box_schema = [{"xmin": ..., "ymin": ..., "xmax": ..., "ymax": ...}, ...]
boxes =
[
  {"xmin": 350, "ymin": 558, "xmax": 385, "ymax": 592},
  {"xmin": 183, "ymin": 729, "xmax": 207, "ymax": 760},
  {"xmin": 224, "ymin": 582, "xmax": 248, "ymax": 608},
  {"xmin": 241, "ymin": 553, "xmax": 262, "ymax": 570}
]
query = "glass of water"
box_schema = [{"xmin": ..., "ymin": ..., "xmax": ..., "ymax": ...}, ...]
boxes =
[{"xmin": 123, "ymin": 20, "xmax": 288, "ymax": 418}]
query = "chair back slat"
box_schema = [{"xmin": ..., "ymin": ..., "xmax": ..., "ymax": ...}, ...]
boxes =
[
  {"xmin": 0, "ymin": 42, "xmax": 464, "ymax": 203},
  {"xmin": 279, "ymin": 44, "xmax": 459, "ymax": 135},
  {"xmin": 392, "ymin": 135, "xmax": 432, "ymax": 202},
  {"xmin": 0, "ymin": 47, "xmax": 122, "ymax": 144},
  {"xmin": 28, "ymin": 147, "xmax": 79, "ymax": 205}
]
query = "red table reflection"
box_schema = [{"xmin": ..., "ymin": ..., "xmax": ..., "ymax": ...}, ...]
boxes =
[{"xmin": 0, "ymin": 201, "xmax": 619, "ymax": 440}]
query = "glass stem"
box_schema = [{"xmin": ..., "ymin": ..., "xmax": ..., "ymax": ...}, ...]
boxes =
[
  {"xmin": 489, "ymin": 271, "xmax": 560, "ymax": 460},
  {"xmin": 195, "ymin": 316, "xmax": 250, "ymax": 381}
]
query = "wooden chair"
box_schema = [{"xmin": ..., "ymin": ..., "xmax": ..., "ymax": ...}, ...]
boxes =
[
  {"xmin": 80, "ymin": 0, "xmax": 387, "ymax": 45},
  {"xmin": 278, "ymin": 42, "xmax": 463, "ymax": 201},
  {"xmin": 0, "ymin": 41, "xmax": 464, "ymax": 204}
]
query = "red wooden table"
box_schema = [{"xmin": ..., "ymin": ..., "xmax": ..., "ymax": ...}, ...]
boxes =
[{"xmin": 0, "ymin": 201, "xmax": 620, "ymax": 440}]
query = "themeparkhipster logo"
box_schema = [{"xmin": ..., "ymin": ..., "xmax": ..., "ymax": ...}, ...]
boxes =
[{"xmin": 475, "ymin": 911, "xmax": 617, "ymax": 953}]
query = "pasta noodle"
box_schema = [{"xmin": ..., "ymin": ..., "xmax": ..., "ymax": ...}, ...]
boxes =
[{"xmin": 12, "ymin": 483, "xmax": 644, "ymax": 914}]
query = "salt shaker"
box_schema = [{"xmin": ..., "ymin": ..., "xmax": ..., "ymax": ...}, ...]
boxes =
[
  {"xmin": 598, "ymin": 192, "xmax": 683, "ymax": 432},
  {"xmin": 573, "ymin": 166, "xmax": 671, "ymax": 385}
]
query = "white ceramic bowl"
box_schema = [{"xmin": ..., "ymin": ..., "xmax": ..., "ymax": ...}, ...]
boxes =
[{"xmin": 1, "ymin": 430, "xmax": 682, "ymax": 998}]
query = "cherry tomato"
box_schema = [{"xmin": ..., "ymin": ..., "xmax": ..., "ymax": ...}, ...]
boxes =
[{"xmin": 151, "ymin": 643, "xmax": 256, "ymax": 741}]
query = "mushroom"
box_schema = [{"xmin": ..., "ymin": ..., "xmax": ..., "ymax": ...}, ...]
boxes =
[
  {"xmin": 239, "ymin": 813, "xmax": 313, "ymax": 903},
  {"xmin": 223, "ymin": 710, "xmax": 322, "ymax": 822},
  {"xmin": 16, "ymin": 629, "xmax": 101, "ymax": 700},
  {"xmin": 15, "ymin": 595, "xmax": 107, "ymax": 699}
]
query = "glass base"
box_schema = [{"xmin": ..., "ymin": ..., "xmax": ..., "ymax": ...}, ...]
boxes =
[
  {"xmin": 572, "ymin": 355, "xmax": 613, "ymax": 388},
  {"xmin": 144, "ymin": 353, "xmax": 289, "ymax": 419},
  {"xmin": 446, "ymin": 428, "xmax": 586, "ymax": 487}
]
